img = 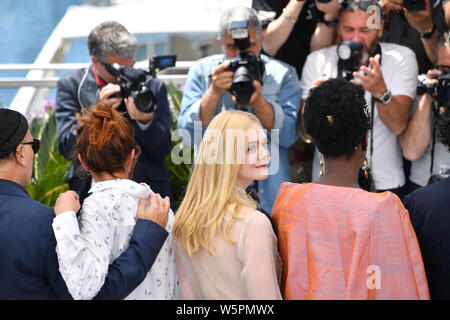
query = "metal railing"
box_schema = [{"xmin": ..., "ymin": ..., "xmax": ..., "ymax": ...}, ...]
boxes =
[
  {"xmin": 0, "ymin": 61, "xmax": 193, "ymax": 88},
  {"xmin": 0, "ymin": 61, "xmax": 193, "ymax": 114}
]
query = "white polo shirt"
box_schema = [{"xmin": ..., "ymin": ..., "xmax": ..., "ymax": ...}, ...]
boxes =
[{"xmin": 300, "ymin": 42, "xmax": 418, "ymax": 190}]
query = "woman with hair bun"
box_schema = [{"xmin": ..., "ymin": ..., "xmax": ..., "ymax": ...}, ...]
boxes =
[
  {"xmin": 272, "ymin": 78, "xmax": 429, "ymax": 300},
  {"xmin": 52, "ymin": 102, "xmax": 177, "ymax": 300},
  {"xmin": 173, "ymin": 110, "xmax": 282, "ymax": 300}
]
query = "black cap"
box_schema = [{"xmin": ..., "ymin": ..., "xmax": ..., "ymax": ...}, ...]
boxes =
[{"xmin": 0, "ymin": 108, "xmax": 29, "ymax": 158}]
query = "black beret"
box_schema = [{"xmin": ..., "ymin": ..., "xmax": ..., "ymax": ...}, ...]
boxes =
[{"xmin": 0, "ymin": 108, "xmax": 29, "ymax": 158}]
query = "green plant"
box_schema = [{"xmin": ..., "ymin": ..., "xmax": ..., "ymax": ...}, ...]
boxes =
[
  {"xmin": 165, "ymin": 82, "xmax": 193, "ymax": 210},
  {"xmin": 24, "ymin": 84, "xmax": 191, "ymax": 210},
  {"xmin": 25, "ymin": 106, "xmax": 70, "ymax": 207}
]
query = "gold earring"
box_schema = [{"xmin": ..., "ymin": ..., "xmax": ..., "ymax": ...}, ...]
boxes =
[
  {"xmin": 362, "ymin": 158, "xmax": 369, "ymax": 179},
  {"xmin": 320, "ymin": 155, "xmax": 324, "ymax": 176}
]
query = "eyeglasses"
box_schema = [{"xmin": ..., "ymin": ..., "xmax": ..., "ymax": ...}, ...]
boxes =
[{"xmin": 21, "ymin": 138, "xmax": 40, "ymax": 154}]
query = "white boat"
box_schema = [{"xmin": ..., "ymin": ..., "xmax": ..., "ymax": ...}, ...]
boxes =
[{"xmin": 3, "ymin": 0, "xmax": 251, "ymax": 114}]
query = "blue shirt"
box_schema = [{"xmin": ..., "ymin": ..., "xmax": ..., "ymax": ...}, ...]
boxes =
[{"xmin": 178, "ymin": 54, "xmax": 301, "ymax": 212}]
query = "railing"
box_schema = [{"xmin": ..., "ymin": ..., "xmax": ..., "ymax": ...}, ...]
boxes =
[
  {"xmin": 0, "ymin": 61, "xmax": 193, "ymax": 88},
  {"xmin": 0, "ymin": 61, "xmax": 193, "ymax": 113}
]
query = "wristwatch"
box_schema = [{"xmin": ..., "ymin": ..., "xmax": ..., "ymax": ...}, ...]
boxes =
[
  {"xmin": 374, "ymin": 90, "xmax": 392, "ymax": 104},
  {"xmin": 420, "ymin": 25, "xmax": 436, "ymax": 39}
]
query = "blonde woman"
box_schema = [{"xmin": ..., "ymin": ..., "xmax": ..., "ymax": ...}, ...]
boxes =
[{"xmin": 173, "ymin": 110, "xmax": 281, "ymax": 300}]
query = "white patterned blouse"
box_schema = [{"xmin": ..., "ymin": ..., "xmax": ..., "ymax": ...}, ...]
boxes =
[{"xmin": 52, "ymin": 179, "xmax": 178, "ymax": 300}]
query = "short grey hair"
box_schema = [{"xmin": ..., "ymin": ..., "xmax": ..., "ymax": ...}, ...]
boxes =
[
  {"xmin": 218, "ymin": 6, "xmax": 262, "ymax": 41},
  {"xmin": 88, "ymin": 21, "xmax": 138, "ymax": 62}
]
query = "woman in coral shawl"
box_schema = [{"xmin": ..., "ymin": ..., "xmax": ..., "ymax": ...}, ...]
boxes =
[{"xmin": 272, "ymin": 78, "xmax": 429, "ymax": 300}]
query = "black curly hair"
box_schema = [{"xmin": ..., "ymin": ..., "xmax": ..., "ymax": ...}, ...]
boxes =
[{"xmin": 304, "ymin": 78, "xmax": 369, "ymax": 157}]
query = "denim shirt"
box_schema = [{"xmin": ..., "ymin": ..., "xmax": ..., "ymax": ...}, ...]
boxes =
[{"xmin": 177, "ymin": 54, "xmax": 301, "ymax": 213}]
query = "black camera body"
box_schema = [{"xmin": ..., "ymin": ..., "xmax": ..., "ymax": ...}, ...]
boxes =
[
  {"xmin": 404, "ymin": 0, "xmax": 426, "ymax": 12},
  {"xmin": 105, "ymin": 55, "xmax": 177, "ymax": 113},
  {"xmin": 223, "ymin": 20, "xmax": 264, "ymax": 108},
  {"xmin": 417, "ymin": 69, "xmax": 450, "ymax": 108},
  {"xmin": 225, "ymin": 52, "xmax": 264, "ymax": 108},
  {"xmin": 337, "ymin": 40, "xmax": 363, "ymax": 81}
]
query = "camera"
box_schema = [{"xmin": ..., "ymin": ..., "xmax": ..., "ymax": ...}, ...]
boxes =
[
  {"xmin": 417, "ymin": 69, "xmax": 450, "ymax": 108},
  {"xmin": 428, "ymin": 168, "xmax": 450, "ymax": 185},
  {"xmin": 403, "ymin": 0, "xmax": 425, "ymax": 12},
  {"xmin": 337, "ymin": 40, "xmax": 363, "ymax": 81},
  {"xmin": 104, "ymin": 55, "xmax": 177, "ymax": 113},
  {"xmin": 222, "ymin": 20, "xmax": 264, "ymax": 108}
]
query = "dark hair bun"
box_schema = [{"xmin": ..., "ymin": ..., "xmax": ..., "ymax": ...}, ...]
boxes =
[
  {"xmin": 75, "ymin": 102, "xmax": 136, "ymax": 175},
  {"xmin": 304, "ymin": 78, "xmax": 369, "ymax": 156}
]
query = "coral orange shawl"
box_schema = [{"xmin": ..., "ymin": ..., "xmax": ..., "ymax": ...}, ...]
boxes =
[{"xmin": 272, "ymin": 183, "xmax": 429, "ymax": 300}]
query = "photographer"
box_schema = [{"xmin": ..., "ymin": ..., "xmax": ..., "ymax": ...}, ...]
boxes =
[
  {"xmin": 178, "ymin": 6, "xmax": 301, "ymax": 214},
  {"xmin": 299, "ymin": 0, "xmax": 418, "ymax": 199},
  {"xmin": 400, "ymin": 34, "xmax": 450, "ymax": 190},
  {"xmin": 252, "ymin": 0, "xmax": 341, "ymax": 77},
  {"xmin": 379, "ymin": 0, "xmax": 447, "ymax": 74},
  {"xmin": 403, "ymin": 38, "xmax": 450, "ymax": 298},
  {"xmin": 55, "ymin": 21, "xmax": 172, "ymax": 204}
]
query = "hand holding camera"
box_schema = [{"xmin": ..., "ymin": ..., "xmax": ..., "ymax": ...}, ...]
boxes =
[
  {"xmin": 124, "ymin": 96, "xmax": 156, "ymax": 124},
  {"xmin": 424, "ymin": 68, "xmax": 441, "ymax": 88},
  {"xmin": 314, "ymin": 0, "xmax": 340, "ymax": 22},
  {"xmin": 404, "ymin": 0, "xmax": 433, "ymax": 34},
  {"xmin": 210, "ymin": 62, "xmax": 234, "ymax": 95},
  {"xmin": 417, "ymin": 67, "xmax": 450, "ymax": 109},
  {"xmin": 103, "ymin": 55, "xmax": 177, "ymax": 114},
  {"xmin": 99, "ymin": 83, "xmax": 123, "ymax": 109},
  {"xmin": 378, "ymin": 0, "xmax": 404, "ymax": 14},
  {"xmin": 352, "ymin": 54, "xmax": 388, "ymax": 99},
  {"xmin": 232, "ymin": 79, "xmax": 264, "ymax": 109}
]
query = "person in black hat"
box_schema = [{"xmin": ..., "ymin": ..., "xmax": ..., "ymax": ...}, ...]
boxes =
[{"xmin": 0, "ymin": 108, "xmax": 170, "ymax": 299}]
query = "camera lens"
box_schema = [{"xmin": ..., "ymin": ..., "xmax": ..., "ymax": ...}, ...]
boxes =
[
  {"xmin": 338, "ymin": 44, "xmax": 352, "ymax": 60},
  {"xmin": 230, "ymin": 66, "xmax": 255, "ymax": 107},
  {"xmin": 132, "ymin": 88, "xmax": 155, "ymax": 113}
]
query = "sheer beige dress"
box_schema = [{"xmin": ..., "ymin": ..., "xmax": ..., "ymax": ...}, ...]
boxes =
[{"xmin": 175, "ymin": 209, "xmax": 282, "ymax": 300}]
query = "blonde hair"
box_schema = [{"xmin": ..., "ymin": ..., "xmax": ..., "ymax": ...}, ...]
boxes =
[{"xmin": 173, "ymin": 111, "xmax": 262, "ymax": 256}]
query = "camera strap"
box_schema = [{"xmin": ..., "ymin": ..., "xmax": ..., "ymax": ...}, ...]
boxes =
[
  {"xmin": 368, "ymin": 44, "xmax": 382, "ymax": 177},
  {"xmin": 429, "ymin": 99, "xmax": 441, "ymax": 175},
  {"xmin": 369, "ymin": 97, "xmax": 375, "ymax": 168},
  {"xmin": 430, "ymin": 118, "xmax": 436, "ymax": 176}
]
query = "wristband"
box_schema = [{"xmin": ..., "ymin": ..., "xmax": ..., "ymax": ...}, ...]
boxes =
[
  {"xmin": 420, "ymin": 24, "xmax": 436, "ymax": 39},
  {"xmin": 322, "ymin": 19, "xmax": 338, "ymax": 27},
  {"xmin": 282, "ymin": 8, "xmax": 297, "ymax": 24}
]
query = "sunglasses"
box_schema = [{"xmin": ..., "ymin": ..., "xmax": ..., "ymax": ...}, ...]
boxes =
[{"xmin": 21, "ymin": 138, "xmax": 41, "ymax": 154}]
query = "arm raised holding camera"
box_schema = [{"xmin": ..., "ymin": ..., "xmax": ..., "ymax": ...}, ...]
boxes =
[
  {"xmin": 352, "ymin": 54, "xmax": 413, "ymax": 135},
  {"xmin": 404, "ymin": 0, "xmax": 439, "ymax": 65},
  {"xmin": 262, "ymin": 0, "xmax": 306, "ymax": 56},
  {"xmin": 199, "ymin": 63, "xmax": 234, "ymax": 127},
  {"xmin": 310, "ymin": 0, "xmax": 341, "ymax": 51},
  {"xmin": 400, "ymin": 69, "xmax": 440, "ymax": 161}
]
